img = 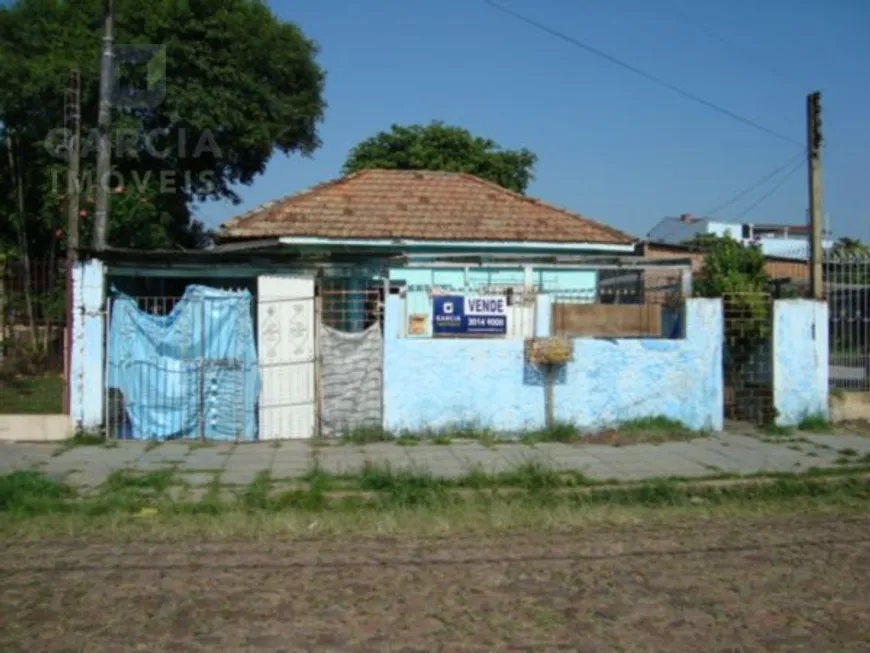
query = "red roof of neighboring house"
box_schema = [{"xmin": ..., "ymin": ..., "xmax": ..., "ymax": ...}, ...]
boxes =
[{"xmin": 217, "ymin": 169, "xmax": 635, "ymax": 246}]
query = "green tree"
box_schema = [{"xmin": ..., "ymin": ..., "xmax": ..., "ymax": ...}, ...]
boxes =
[
  {"xmin": 832, "ymin": 237, "xmax": 870, "ymax": 255},
  {"xmin": 342, "ymin": 122, "xmax": 537, "ymax": 194},
  {"xmin": 690, "ymin": 235, "xmax": 771, "ymax": 297},
  {"xmin": 0, "ymin": 0, "xmax": 326, "ymax": 255}
]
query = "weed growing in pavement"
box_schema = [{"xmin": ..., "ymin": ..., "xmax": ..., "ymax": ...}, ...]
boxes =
[
  {"xmin": 340, "ymin": 426, "xmax": 393, "ymax": 445},
  {"xmin": 762, "ymin": 422, "xmax": 795, "ymax": 437},
  {"xmin": 53, "ymin": 431, "xmax": 107, "ymax": 456},
  {"xmin": 798, "ymin": 413, "xmax": 832, "ymax": 433},
  {"xmin": 187, "ymin": 441, "xmax": 215, "ymax": 452},
  {"xmin": 521, "ymin": 422, "xmax": 578, "ymax": 444}
]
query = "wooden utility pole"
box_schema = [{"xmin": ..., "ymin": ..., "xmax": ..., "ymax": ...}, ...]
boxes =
[
  {"xmin": 807, "ymin": 91, "xmax": 824, "ymax": 300},
  {"xmin": 65, "ymin": 70, "xmax": 81, "ymax": 261},
  {"xmin": 92, "ymin": 0, "xmax": 115, "ymax": 251}
]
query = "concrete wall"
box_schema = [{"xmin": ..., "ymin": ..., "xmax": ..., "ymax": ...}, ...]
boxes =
[
  {"xmin": 554, "ymin": 299, "xmax": 722, "ymax": 431},
  {"xmin": 69, "ymin": 259, "xmax": 106, "ymax": 431},
  {"xmin": 773, "ymin": 300, "xmax": 829, "ymax": 425},
  {"xmin": 383, "ymin": 296, "xmax": 723, "ymax": 433},
  {"xmin": 0, "ymin": 415, "xmax": 71, "ymax": 442}
]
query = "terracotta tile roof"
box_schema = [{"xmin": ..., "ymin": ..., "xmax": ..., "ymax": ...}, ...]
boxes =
[{"xmin": 217, "ymin": 170, "xmax": 635, "ymax": 246}]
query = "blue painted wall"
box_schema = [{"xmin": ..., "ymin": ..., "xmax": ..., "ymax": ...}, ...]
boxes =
[
  {"xmin": 773, "ymin": 300, "xmax": 829, "ymax": 425},
  {"xmin": 383, "ymin": 296, "xmax": 723, "ymax": 432},
  {"xmin": 554, "ymin": 299, "xmax": 723, "ymax": 431},
  {"xmin": 69, "ymin": 259, "xmax": 106, "ymax": 430}
]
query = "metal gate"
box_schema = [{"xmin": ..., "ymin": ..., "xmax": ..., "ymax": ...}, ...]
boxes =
[
  {"xmin": 722, "ymin": 292, "xmax": 774, "ymax": 424},
  {"xmin": 257, "ymin": 275, "xmax": 316, "ymax": 439}
]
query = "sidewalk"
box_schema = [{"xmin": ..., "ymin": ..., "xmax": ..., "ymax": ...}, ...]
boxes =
[{"xmin": 3, "ymin": 431, "xmax": 870, "ymax": 492}]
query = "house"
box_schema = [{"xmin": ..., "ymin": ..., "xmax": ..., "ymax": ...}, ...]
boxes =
[
  {"xmin": 69, "ymin": 169, "xmax": 697, "ymax": 441},
  {"xmin": 647, "ymin": 214, "xmax": 834, "ymax": 261},
  {"xmin": 638, "ymin": 241, "xmax": 810, "ymax": 288},
  {"xmin": 215, "ymin": 169, "xmax": 652, "ymax": 337}
]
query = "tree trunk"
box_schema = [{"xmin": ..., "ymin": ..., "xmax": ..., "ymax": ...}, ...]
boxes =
[{"xmin": 5, "ymin": 133, "xmax": 37, "ymax": 350}]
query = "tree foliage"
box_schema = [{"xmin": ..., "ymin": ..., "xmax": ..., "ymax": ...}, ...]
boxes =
[
  {"xmin": 690, "ymin": 234, "xmax": 771, "ymax": 297},
  {"xmin": 0, "ymin": 0, "xmax": 326, "ymax": 254},
  {"xmin": 342, "ymin": 122, "xmax": 537, "ymax": 194}
]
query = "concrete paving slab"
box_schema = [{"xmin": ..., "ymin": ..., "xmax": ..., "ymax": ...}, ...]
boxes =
[
  {"xmin": 66, "ymin": 469, "xmax": 114, "ymax": 488},
  {"xmin": 228, "ymin": 442, "xmax": 275, "ymax": 454},
  {"xmin": 223, "ymin": 455, "xmax": 274, "ymax": 472},
  {"xmin": 497, "ymin": 446, "xmax": 554, "ymax": 468},
  {"xmin": 220, "ymin": 469, "xmax": 263, "ymax": 486},
  {"xmin": 177, "ymin": 456, "xmax": 230, "ymax": 471},
  {"xmin": 454, "ymin": 455, "xmax": 515, "ymax": 475},
  {"xmin": 581, "ymin": 464, "xmax": 624, "ymax": 481},
  {"xmin": 361, "ymin": 447, "xmax": 412, "ymax": 465},
  {"xmin": 268, "ymin": 440, "xmax": 310, "ymax": 453},
  {"xmin": 607, "ymin": 461, "xmax": 711, "ymax": 479},
  {"xmin": 178, "ymin": 472, "xmax": 220, "ymax": 487},
  {"xmin": 530, "ymin": 442, "xmax": 577, "ymax": 458}
]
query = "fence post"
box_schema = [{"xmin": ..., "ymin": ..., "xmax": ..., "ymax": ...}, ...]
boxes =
[
  {"xmin": 681, "ymin": 267, "xmax": 693, "ymax": 298},
  {"xmin": 534, "ymin": 294, "xmax": 552, "ymax": 337}
]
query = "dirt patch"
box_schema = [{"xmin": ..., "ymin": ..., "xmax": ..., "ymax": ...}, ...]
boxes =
[{"xmin": 1, "ymin": 515, "xmax": 869, "ymax": 652}]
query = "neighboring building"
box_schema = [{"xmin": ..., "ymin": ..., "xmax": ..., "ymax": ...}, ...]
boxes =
[
  {"xmin": 647, "ymin": 214, "xmax": 834, "ymax": 260},
  {"xmin": 638, "ymin": 241, "xmax": 810, "ymax": 286}
]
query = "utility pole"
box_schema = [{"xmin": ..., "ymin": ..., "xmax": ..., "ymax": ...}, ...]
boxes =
[
  {"xmin": 65, "ymin": 69, "xmax": 81, "ymax": 261},
  {"xmin": 92, "ymin": 0, "xmax": 115, "ymax": 251},
  {"xmin": 807, "ymin": 91, "xmax": 824, "ymax": 300}
]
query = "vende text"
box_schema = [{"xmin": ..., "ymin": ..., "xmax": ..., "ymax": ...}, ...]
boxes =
[{"xmin": 464, "ymin": 297, "xmax": 505, "ymax": 315}]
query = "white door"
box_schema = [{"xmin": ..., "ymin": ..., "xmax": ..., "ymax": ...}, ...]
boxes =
[{"xmin": 257, "ymin": 275, "xmax": 316, "ymax": 439}]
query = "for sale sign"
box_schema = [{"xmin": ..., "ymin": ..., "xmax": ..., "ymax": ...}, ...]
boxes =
[{"xmin": 432, "ymin": 295, "xmax": 507, "ymax": 336}]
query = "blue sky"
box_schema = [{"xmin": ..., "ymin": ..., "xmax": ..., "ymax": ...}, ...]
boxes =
[{"xmin": 197, "ymin": 0, "xmax": 870, "ymax": 242}]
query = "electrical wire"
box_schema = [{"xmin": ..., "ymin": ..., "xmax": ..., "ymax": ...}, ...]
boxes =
[
  {"xmin": 483, "ymin": 0, "xmax": 804, "ymax": 147},
  {"xmin": 651, "ymin": 2, "xmax": 808, "ymax": 93},
  {"xmin": 702, "ymin": 152, "xmax": 805, "ymax": 217},
  {"xmin": 734, "ymin": 157, "xmax": 804, "ymax": 219}
]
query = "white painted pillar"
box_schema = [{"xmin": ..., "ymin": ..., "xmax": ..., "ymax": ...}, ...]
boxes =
[{"xmin": 69, "ymin": 259, "xmax": 106, "ymax": 431}]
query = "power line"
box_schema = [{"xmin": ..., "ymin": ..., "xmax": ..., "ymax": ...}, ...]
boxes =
[
  {"xmin": 482, "ymin": 0, "xmax": 803, "ymax": 147},
  {"xmin": 653, "ymin": 2, "xmax": 807, "ymax": 92},
  {"xmin": 702, "ymin": 152, "xmax": 805, "ymax": 217},
  {"xmin": 735, "ymin": 157, "xmax": 804, "ymax": 219}
]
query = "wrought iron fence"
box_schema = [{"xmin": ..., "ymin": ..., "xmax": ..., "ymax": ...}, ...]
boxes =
[
  {"xmin": 826, "ymin": 250, "xmax": 870, "ymax": 391},
  {"xmin": 318, "ymin": 282, "xmax": 384, "ymax": 333},
  {"xmin": 722, "ymin": 292, "xmax": 774, "ymax": 424}
]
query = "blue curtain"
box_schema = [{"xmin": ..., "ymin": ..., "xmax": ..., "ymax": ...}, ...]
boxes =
[{"xmin": 107, "ymin": 285, "xmax": 260, "ymax": 441}]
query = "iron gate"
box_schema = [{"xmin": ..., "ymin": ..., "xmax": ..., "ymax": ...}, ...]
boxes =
[{"xmin": 722, "ymin": 292, "xmax": 774, "ymax": 424}]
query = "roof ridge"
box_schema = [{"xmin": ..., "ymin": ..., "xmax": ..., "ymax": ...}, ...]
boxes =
[{"xmin": 217, "ymin": 169, "xmax": 636, "ymax": 246}]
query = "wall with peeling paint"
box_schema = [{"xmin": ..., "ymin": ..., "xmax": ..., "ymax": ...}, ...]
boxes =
[
  {"xmin": 383, "ymin": 296, "xmax": 723, "ymax": 433},
  {"xmin": 773, "ymin": 300, "xmax": 829, "ymax": 425}
]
